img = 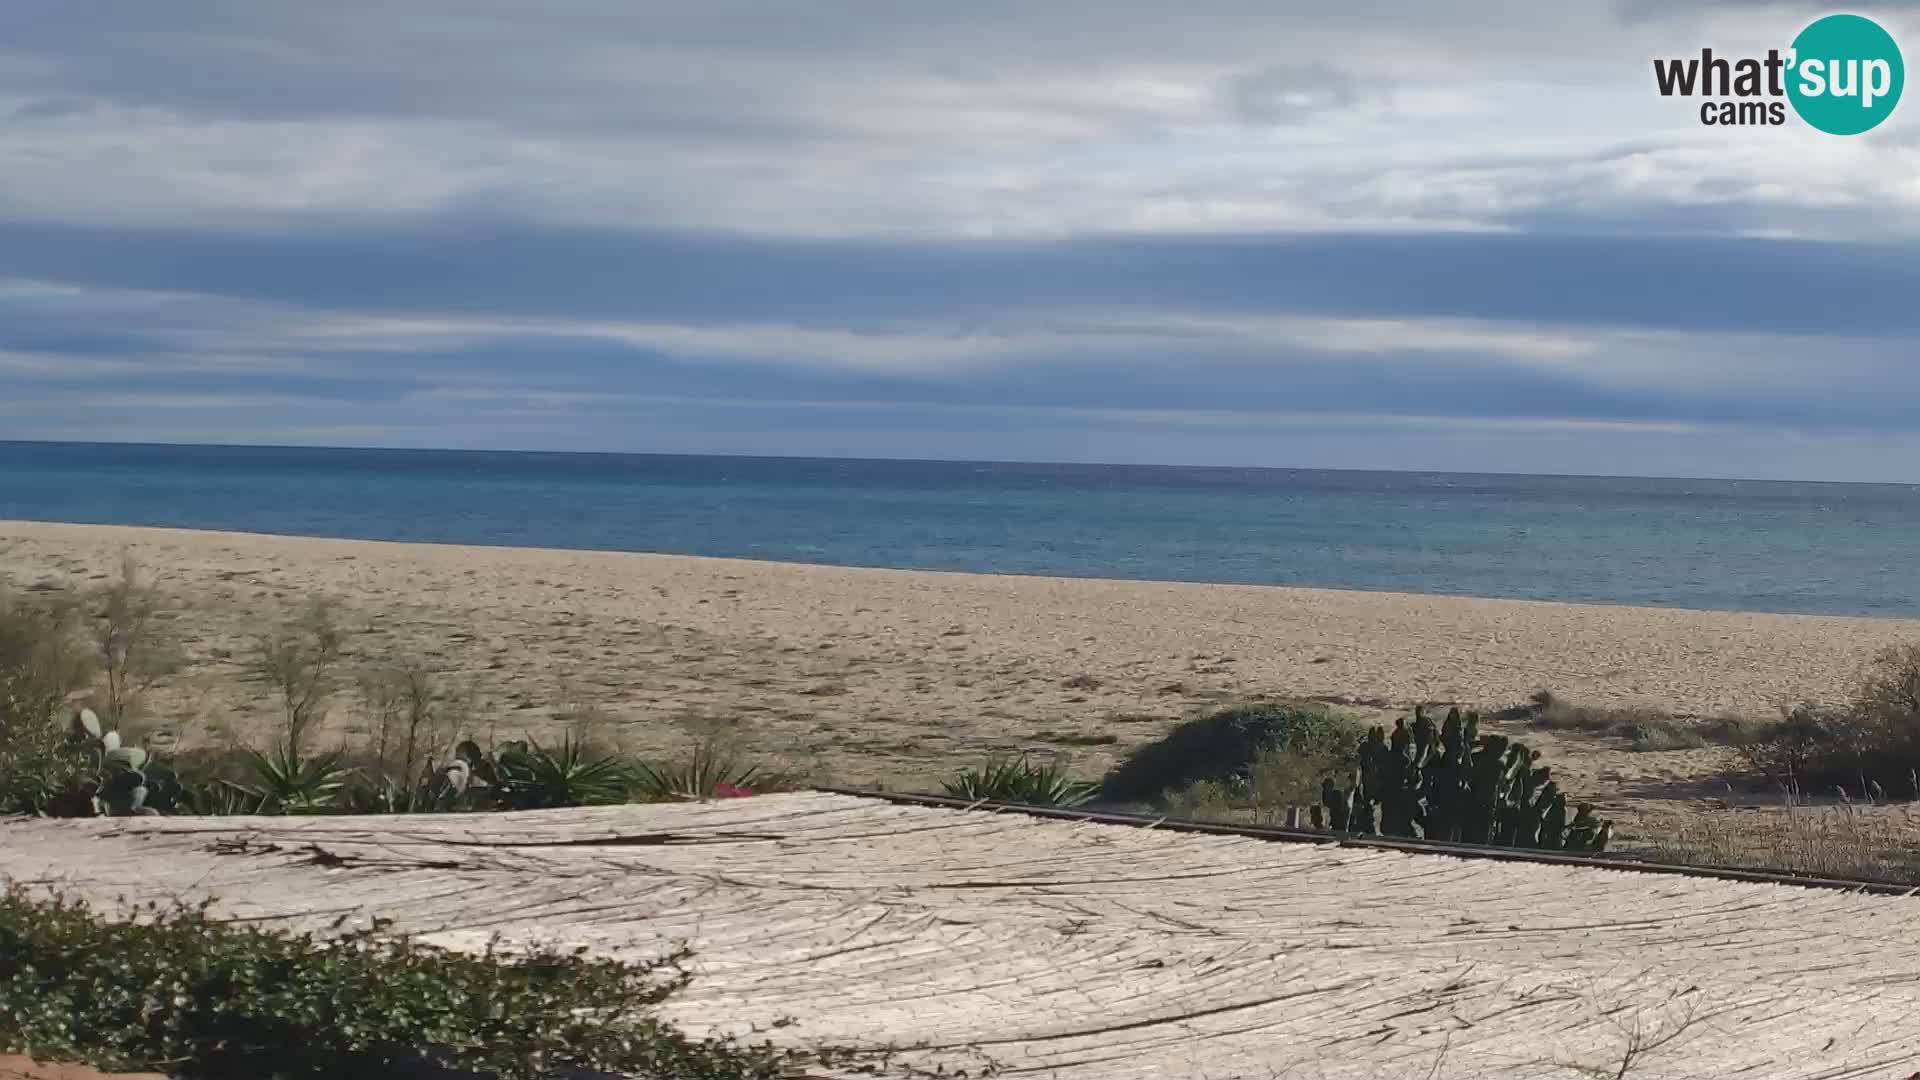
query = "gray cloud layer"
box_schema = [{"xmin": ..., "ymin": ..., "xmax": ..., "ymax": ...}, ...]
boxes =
[{"xmin": 1, "ymin": 1, "xmax": 1917, "ymax": 478}]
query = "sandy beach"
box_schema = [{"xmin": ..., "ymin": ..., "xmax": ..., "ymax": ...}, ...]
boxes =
[{"xmin": 4, "ymin": 518, "xmax": 1918, "ymax": 806}]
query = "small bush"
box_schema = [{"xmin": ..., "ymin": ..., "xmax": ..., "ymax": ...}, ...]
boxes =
[
  {"xmin": 231, "ymin": 745, "xmax": 354, "ymax": 813},
  {"xmin": 253, "ymin": 598, "xmax": 343, "ymax": 760},
  {"xmin": 942, "ymin": 755, "xmax": 1096, "ymax": 806},
  {"xmin": 0, "ymin": 686, "xmax": 89, "ymax": 817},
  {"xmin": 1622, "ymin": 723, "xmax": 1708, "ymax": 752},
  {"xmin": 1738, "ymin": 704, "xmax": 1856, "ymax": 786},
  {"xmin": 629, "ymin": 740, "xmax": 772, "ymax": 802},
  {"xmin": 89, "ymin": 553, "xmax": 181, "ymax": 726},
  {"xmin": 1738, "ymin": 647, "xmax": 1920, "ymax": 795},
  {"xmin": 1162, "ymin": 742, "xmax": 1346, "ymax": 825},
  {"xmin": 1522, "ymin": 690, "xmax": 1754, "ymax": 752},
  {"xmin": 1099, "ymin": 703, "xmax": 1362, "ymax": 804},
  {"xmin": 0, "ymin": 885, "xmax": 798, "ymax": 1080},
  {"xmin": 0, "ymin": 588, "xmax": 93, "ymax": 702}
]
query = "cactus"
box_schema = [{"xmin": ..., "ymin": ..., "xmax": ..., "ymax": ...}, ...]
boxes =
[
  {"xmin": 1316, "ymin": 707, "xmax": 1613, "ymax": 853},
  {"xmin": 63, "ymin": 707, "xmax": 163, "ymax": 817}
]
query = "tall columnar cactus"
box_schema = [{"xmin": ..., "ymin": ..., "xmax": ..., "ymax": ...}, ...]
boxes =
[{"xmin": 1324, "ymin": 707, "xmax": 1612, "ymax": 853}]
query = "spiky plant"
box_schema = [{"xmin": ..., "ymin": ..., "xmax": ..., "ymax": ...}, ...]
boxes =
[
  {"xmin": 492, "ymin": 735, "xmax": 629, "ymax": 809},
  {"xmin": 233, "ymin": 745, "xmax": 351, "ymax": 814},
  {"xmin": 629, "ymin": 740, "xmax": 763, "ymax": 802},
  {"xmin": 943, "ymin": 754, "xmax": 1096, "ymax": 807}
]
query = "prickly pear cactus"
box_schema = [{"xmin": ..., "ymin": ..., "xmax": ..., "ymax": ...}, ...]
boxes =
[
  {"xmin": 1320, "ymin": 707, "xmax": 1612, "ymax": 853},
  {"xmin": 66, "ymin": 707, "xmax": 163, "ymax": 816}
]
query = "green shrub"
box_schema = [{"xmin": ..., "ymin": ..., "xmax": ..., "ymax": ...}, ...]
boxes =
[
  {"xmin": 0, "ymin": 885, "xmax": 799, "ymax": 1080},
  {"xmin": 230, "ymin": 745, "xmax": 354, "ymax": 814},
  {"xmin": 630, "ymin": 740, "xmax": 771, "ymax": 802},
  {"xmin": 1161, "ymin": 741, "xmax": 1350, "ymax": 824},
  {"xmin": 458, "ymin": 735, "xmax": 631, "ymax": 810},
  {"xmin": 0, "ymin": 684, "xmax": 89, "ymax": 817},
  {"xmin": 1738, "ymin": 704, "xmax": 1856, "ymax": 787},
  {"xmin": 1098, "ymin": 703, "xmax": 1363, "ymax": 804},
  {"xmin": 1739, "ymin": 646, "xmax": 1920, "ymax": 796},
  {"xmin": 1, "ymin": 703, "xmax": 185, "ymax": 819},
  {"xmin": 943, "ymin": 754, "xmax": 1096, "ymax": 806}
]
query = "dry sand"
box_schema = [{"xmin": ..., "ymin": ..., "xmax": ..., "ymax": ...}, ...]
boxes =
[{"xmin": 3, "ymin": 519, "xmax": 1919, "ymax": 837}]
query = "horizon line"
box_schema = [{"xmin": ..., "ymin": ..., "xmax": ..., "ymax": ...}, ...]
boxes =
[{"xmin": 3, "ymin": 437, "xmax": 1916, "ymax": 490}]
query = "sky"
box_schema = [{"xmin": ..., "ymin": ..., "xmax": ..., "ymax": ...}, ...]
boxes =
[{"xmin": 2, "ymin": 2, "xmax": 1919, "ymax": 481}]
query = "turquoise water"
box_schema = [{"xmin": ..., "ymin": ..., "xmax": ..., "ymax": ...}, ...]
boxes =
[{"xmin": 1, "ymin": 441, "xmax": 1916, "ymax": 617}]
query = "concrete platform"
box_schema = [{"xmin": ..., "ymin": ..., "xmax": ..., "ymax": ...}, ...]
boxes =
[{"xmin": 5, "ymin": 792, "xmax": 1920, "ymax": 1078}]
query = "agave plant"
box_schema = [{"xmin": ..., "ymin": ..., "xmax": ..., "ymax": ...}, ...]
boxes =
[
  {"xmin": 345, "ymin": 769, "xmax": 460, "ymax": 814},
  {"xmin": 629, "ymin": 740, "xmax": 763, "ymax": 802},
  {"xmin": 234, "ymin": 745, "xmax": 351, "ymax": 814},
  {"xmin": 177, "ymin": 778, "xmax": 267, "ymax": 816},
  {"xmin": 453, "ymin": 735, "xmax": 627, "ymax": 810},
  {"xmin": 943, "ymin": 754, "xmax": 1097, "ymax": 807}
]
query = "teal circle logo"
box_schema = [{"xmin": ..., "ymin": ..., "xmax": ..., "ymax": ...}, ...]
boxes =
[{"xmin": 1787, "ymin": 14, "xmax": 1904, "ymax": 134}]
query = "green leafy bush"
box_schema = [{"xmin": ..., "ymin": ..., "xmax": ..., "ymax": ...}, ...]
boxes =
[
  {"xmin": 0, "ymin": 588, "xmax": 101, "ymax": 817},
  {"xmin": 0, "ymin": 703, "xmax": 184, "ymax": 819},
  {"xmin": 1099, "ymin": 703, "xmax": 1363, "ymax": 804},
  {"xmin": 942, "ymin": 754, "xmax": 1096, "ymax": 806},
  {"xmin": 0, "ymin": 885, "xmax": 798, "ymax": 1080},
  {"xmin": 1161, "ymin": 742, "xmax": 1351, "ymax": 825},
  {"xmin": 0, "ymin": 684, "xmax": 89, "ymax": 817}
]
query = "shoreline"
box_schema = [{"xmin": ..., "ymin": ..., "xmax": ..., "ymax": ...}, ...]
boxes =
[{"xmin": 2, "ymin": 517, "xmax": 1912, "ymax": 624}]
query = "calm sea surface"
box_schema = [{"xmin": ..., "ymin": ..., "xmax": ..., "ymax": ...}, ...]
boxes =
[{"xmin": 1, "ymin": 442, "xmax": 1917, "ymax": 618}]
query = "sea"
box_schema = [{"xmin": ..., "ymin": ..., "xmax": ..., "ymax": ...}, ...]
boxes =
[{"xmin": 1, "ymin": 441, "xmax": 1916, "ymax": 619}]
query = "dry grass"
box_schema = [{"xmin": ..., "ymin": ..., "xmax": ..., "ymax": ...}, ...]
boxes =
[
  {"xmin": 1641, "ymin": 797, "xmax": 1920, "ymax": 884},
  {"xmin": 1521, "ymin": 690, "xmax": 1763, "ymax": 752}
]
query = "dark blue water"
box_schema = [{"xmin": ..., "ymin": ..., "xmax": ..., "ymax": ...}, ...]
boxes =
[{"xmin": 2, "ymin": 441, "xmax": 1916, "ymax": 617}]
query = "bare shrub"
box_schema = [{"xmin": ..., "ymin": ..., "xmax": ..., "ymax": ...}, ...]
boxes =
[
  {"xmin": 355, "ymin": 660, "xmax": 453, "ymax": 782},
  {"xmin": 253, "ymin": 598, "xmax": 343, "ymax": 758},
  {"xmin": 1523, "ymin": 690, "xmax": 1759, "ymax": 752},
  {"xmin": 89, "ymin": 551, "xmax": 181, "ymax": 725},
  {"xmin": 0, "ymin": 587, "xmax": 93, "ymax": 699}
]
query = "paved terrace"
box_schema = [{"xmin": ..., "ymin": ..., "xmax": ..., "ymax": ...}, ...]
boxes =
[{"xmin": 4, "ymin": 792, "xmax": 1919, "ymax": 1079}]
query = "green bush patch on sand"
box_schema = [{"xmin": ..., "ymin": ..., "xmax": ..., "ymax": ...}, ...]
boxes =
[
  {"xmin": 943, "ymin": 754, "xmax": 1097, "ymax": 806},
  {"xmin": 1099, "ymin": 702, "xmax": 1363, "ymax": 804},
  {"xmin": 0, "ymin": 886, "xmax": 804, "ymax": 1080}
]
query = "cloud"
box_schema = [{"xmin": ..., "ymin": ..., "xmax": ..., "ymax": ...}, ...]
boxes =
[
  {"xmin": 0, "ymin": 2, "xmax": 1916, "ymax": 478},
  {"xmin": 0, "ymin": 2, "xmax": 1914, "ymax": 237}
]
